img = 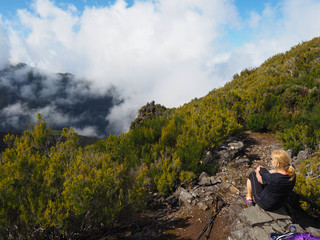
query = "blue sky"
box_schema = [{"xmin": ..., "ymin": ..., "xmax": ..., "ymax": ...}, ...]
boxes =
[
  {"xmin": 1, "ymin": 0, "xmax": 278, "ymax": 17},
  {"xmin": 1, "ymin": 0, "xmax": 320, "ymax": 132},
  {"xmin": 1, "ymin": 0, "xmax": 281, "ymax": 46}
]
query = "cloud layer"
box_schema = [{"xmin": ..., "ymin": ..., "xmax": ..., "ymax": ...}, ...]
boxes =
[
  {"xmin": 0, "ymin": 64, "xmax": 118, "ymax": 137},
  {"xmin": 1, "ymin": 0, "xmax": 320, "ymax": 134}
]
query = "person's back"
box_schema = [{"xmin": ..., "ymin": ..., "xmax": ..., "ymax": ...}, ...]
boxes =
[
  {"xmin": 259, "ymin": 171, "xmax": 295, "ymax": 211},
  {"xmin": 245, "ymin": 149, "xmax": 296, "ymax": 211}
]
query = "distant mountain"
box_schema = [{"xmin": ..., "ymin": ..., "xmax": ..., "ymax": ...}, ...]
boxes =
[{"xmin": 0, "ymin": 63, "xmax": 121, "ymax": 137}]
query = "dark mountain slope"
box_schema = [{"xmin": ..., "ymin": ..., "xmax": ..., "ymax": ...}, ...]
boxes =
[{"xmin": 0, "ymin": 63, "xmax": 120, "ymax": 137}]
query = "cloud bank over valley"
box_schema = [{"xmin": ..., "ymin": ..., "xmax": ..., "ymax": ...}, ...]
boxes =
[
  {"xmin": 0, "ymin": 63, "xmax": 120, "ymax": 137},
  {"xmin": 1, "ymin": 0, "xmax": 320, "ymax": 136}
]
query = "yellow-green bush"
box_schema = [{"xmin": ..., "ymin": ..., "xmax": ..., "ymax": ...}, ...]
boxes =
[
  {"xmin": 0, "ymin": 116, "xmax": 145, "ymax": 239},
  {"xmin": 295, "ymin": 156, "xmax": 320, "ymax": 215}
]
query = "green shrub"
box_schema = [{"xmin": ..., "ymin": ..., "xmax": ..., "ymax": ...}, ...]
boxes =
[
  {"xmin": 246, "ymin": 114, "xmax": 267, "ymax": 132},
  {"xmin": 0, "ymin": 117, "xmax": 145, "ymax": 239},
  {"xmin": 277, "ymin": 124, "xmax": 309, "ymax": 154},
  {"xmin": 295, "ymin": 156, "xmax": 320, "ymax": 215}
]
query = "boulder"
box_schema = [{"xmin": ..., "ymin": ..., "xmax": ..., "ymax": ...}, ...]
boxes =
[
  {"xmin": 214, "ymin": 141, "xmax": 244, "ymax": 166},
  {"xmin": 293, "ymin": 150, "xmax": 310, "ymax": 165},
  {"xmin": 179, "ymin": 190, "xmax": 195, "ymax": 205}
]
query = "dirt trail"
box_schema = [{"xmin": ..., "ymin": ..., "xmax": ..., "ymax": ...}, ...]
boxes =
[{"xmin": 163, "ymin": 132, "xmax": 282, "ymax": 240}]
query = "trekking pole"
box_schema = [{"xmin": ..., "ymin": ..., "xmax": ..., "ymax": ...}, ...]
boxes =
[{"xmin": 195, "ymin": 196, "xmax": 225, "ymax": 240}]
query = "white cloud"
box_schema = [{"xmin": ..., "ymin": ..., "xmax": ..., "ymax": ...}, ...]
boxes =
[
  {"xmin": 37, "ymin": 105, "xmax": 71, "ymax": 126},
  {"xmin": 4, "ymin": 0, "xmax": 241, "ymax": 132},
  {"xmin": 2, "ymin": 103, "xmax": 27, "ymax": 116},
  {"xmin": 248, "ymin": 11, "xmax": 261, "ymax": 29},
  {"xmin": 73, "ymin": 126, "xmax": 99, "ymax": 138},
  {"xmin": 2, "ymin": 0, "xmax": 320, "ymax": 134},
  {"xmin": 0, "ymin": 16, "xmax": 10, "ymax": 69},
  {"xmin": 222, "ymin": 0, "xmax": 320, "ymax": 77}
]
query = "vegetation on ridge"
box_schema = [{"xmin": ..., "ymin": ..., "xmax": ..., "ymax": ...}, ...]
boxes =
[{"xmin": 0, "ymin": 37, "xmax": 320, "ymax": 238}]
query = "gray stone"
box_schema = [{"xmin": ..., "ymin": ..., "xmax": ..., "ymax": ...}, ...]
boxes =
[
  {"xmin": 266, "ymin": 207, "xmax": 291, "ymax": 221},
  {"xmin": 249, "ymin": 226, "xmax": 269, "ymax": 240},
  {"xmin": 189, "ymin": 190, "xmax": 200, "ymax": 199},
  {"xmin": 228, "ymin": 185, "xmax": 240, "ymax": 195},
  {"xmin": 263, "ymin": 225, "xmax": 277, "ymax": 238},
  {"xmin": 228, "ymin": 141, "xmax": 244, "ymax": 150},
  {"xmin": 198, "ymin": 172, "xmax": 220, "ymax": 186},
  {"xmin": 306, "ymin": 227, "xmax": 320, "ymax": 237},
  {"xmin": 229, "ymin": 202, "xmax": 243, "ymax": 219},
  {"xmin": 240, "ymin": 205, "xmax": 273, "ymax": 226},
  {"xmin": 218, "ymin": 150, "xmax": 238, "ymax": 164},
  {"xmin": 197, "ymin": 201, "xmax": 209, "ymax": 211},
  {"xmin": 199, "ymin": 172, "xmax": 209, "ymax": 180},
  {"xmin": 294, "ymin": 150, "xmax": 310, "ymax": 164},
  {"xmin": 198, "ymin": 177, "xmax": 211, "ymax": 186},
  {"xmin": 209, "ymin": 176, "xmax": 222, "ymax": 185},
  {"xmin": 270, "ymin": 223, "xmax": 284, "ymax": 233},
  {"xmin": 173, "ymin": 186, "xmax": 184, "ymax": 196},
  {"xmin": 277, "ymin": 220, "xmax": 292, "ymax": 229},
  {"xmin": 230, "ymin": 228, "xmax": 250, "ymax": 239},
  {"xmin": 231, "ymin": 219, "xmax": 246, "ymax": 231},
  {"xmin": 220, "ymin": 181, "xmax": 231, "ymax": 190},
  {"xmin": 230, "ymin": 158, "xmax": 250, "ymax": 168},
  {"xmin": 287, "ymin": 149, "xmax": 293, "ymax": 158},
  {"xmin": 179, "ymin": 190, "xmax": 194, "ymax": 205}
]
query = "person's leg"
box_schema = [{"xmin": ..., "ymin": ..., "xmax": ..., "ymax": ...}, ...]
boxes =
[
  {"xmin": 248, "ymin": 169, "xmax": 267, "ymax": 207},
  {"xmin": 246, "ymin": 178, "xmax": 253, "ymax": 199}
]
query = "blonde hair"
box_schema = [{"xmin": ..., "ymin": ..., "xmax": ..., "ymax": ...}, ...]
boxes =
[{"xmin": 271, "ymin": 149, "xmax": 295, "ymax": 181}]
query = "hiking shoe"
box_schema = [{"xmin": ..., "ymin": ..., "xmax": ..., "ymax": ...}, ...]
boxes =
[{"xmin": 245, "ymin": 194, "xmax": 253, "ymax": 207}]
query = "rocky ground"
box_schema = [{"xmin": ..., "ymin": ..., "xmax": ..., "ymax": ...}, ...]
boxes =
[{"xmin": 104, "ymin": 132, "xmax": 320, "ymax": 240}]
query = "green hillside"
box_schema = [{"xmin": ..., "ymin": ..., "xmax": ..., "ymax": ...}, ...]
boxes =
[{"xmin": 0, "ymin": 37, "xmax": 320, "ymax": 239}]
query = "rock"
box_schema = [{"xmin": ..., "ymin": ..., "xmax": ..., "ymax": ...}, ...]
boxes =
[
  {"xmin": 214, "ymin": 141, "xmax": 244, "ymax": 166},
  {"xmin": 287, "ymin": 149, "xmax": 294, "ymax": 158},
  {"xmin": 240, "ymin": 206, "xmax": 273, "ymax": 226},
  {"xmin": 228, "ymin": 141, "xmax": 244, "ymax": 150},
  {"xmin": 229, "ymin": 157, "xmax": 250, "ymax": 168},
  {"xmin": 199, "ymin": 172, "xmax": 209, "ymax": 181},
  {"xmin": 228, "ymin": 185, "xmax": 240, "ymax": 195},
  {"xmin": 166, "ymin": 195, "xmax": 178, "ymax": 206},
  {"xmin": 266, "ymin": 207, "xmax": 291, "ymax": 221},
  {"xmin": 197, "ymin": 201, "xmax": 209, "ymax": 211},
  {"xmin": 198, "ymin": 173, "xmax": 211, "ymax": 186},
  {"xmin": 198, "ymin": 175, "xmax": 222, "ymax": 186},
  {"xmin": 229, "ymin": 203, "xmax": 243, "ymax": 222},
  {"xmin": 230, "ymin": 227, "xmax": 251, "ymax": 239},
  {"xmin": 306, "ymin": 227, "xmax": 320, "ymax": 237},
  {"xmin": 209, "ymin": 176, "xmax": 222, "ymax": 185},
  {"xmin": 179, "ymin": 190, "xmax": 195, "ymax": 205},
  {"xmin": 293, "ymin": 150, "xmax": 310, "ymax": 165},
  {"xmin": 249, "ymin": 226, "xmax": 270, "ymax": 240},
  {"xmin": 173, "ymin": 186, "xmax": 185, "ymax": 197}
]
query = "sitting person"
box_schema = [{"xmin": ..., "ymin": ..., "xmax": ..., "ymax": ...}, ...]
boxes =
[{"xmin": 245, "ymin": 149, "xmax": 296, "ymax": 211}]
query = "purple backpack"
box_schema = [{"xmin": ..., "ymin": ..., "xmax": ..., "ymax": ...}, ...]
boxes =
[
  {"xmin": 270, "ymin": 225, "xmax": 320, "ymax": 240},
  {"xmin": 286, "ymin": 233, "xmax": 320, "ymax": 240}
]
